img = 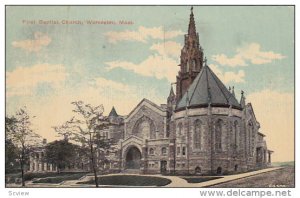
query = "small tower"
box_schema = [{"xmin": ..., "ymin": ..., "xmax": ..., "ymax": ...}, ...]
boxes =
[
  {"xmin": 232, "ymin": 86, "xmax": 236, "ymax": 98},
  {"xmin": 240, "ymin": 90, "xmax": 246, "ymax": 108},
  {"xmin": 167, "ymin": 86, "xmax": 176, "ymax": 114},
  {"xmin": 176, "ymin": 6, "xmax": 204, "ymax": 102},
  {"xmin": 108, "ymin": 106, "xmax": 118, "ymax": 117}
]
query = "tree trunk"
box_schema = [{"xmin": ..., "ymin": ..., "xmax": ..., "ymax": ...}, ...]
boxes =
[
  {"xmin": 90, "ymin": 138, "xmax": 99, "ymax": 187},
  {"xmin": 20, "ymin": 150, "xmax": 25, "ymax": 187}
]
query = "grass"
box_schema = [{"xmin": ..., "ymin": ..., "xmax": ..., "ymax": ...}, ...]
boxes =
[
  {"xmin": 32, "ymin": 173, "xmax": 87, "ymax": 184},
  {"xmin": 78, "ymin": 175, "xmax": 171, "ymax": 186},
  {"xmin": 181, "ymin": 176, "xmax": 223, "ymax": 183},
  {"xmin": 5, "ymin": 172, "xmax": 87, "ymax": 184},
  {"xmin": 211, "ymin": 165, "xmax": 295, "ymax": 188},
  {"xmin": 272, "ymin": 161, "xmax": 295, "ymax": 167}
]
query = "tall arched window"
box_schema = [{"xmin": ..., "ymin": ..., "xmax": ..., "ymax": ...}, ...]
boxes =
[
  {"xmin": 233, "ymin": 121, "xmax": 239, "ymax": 149},
  {"xmin": 215, "ymin": 120, "xmax": 223, "ymax": 150},
  {"xmin": 133, "ymin": 116, "xmax": 156, "ymax": 140},
  {"xmin": 140, "ymin": 120, "xmax": 151, "ymax": 139},
  {"xmin": 194, "ymin": 119, "xmax": 202, "ymax": 149},
  {"xmin": 186, "ymin": 61, "xmax": 190, "ymax": 72},
  {"xmin": 177, "ymin": 123, "xmax": 183, "ymax": 137},
  {"xmin": 248, "ymin": 122, "xmax": 253, "ymax": 155}
]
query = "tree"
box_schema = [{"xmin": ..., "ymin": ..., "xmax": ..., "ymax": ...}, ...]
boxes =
[
  {"xmin": 53, "ymin": 101, "xmax": 111, "ymax": 187},
  {"xmin": 6, "ymin": 108, "xmax": 41, "ymax": 186},
  {"xmin": 5, "ymin": 139, "xmax": 19, "ymax": 174},
  {"xmin": 44, "ymin": 140, "xmax": 82, "ymax": 173}
]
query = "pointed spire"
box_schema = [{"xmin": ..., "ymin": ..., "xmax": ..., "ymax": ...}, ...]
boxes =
[
  {"xmin": 188, "ymin": 6, "xmax": 196, "ymax": 36},
  {"xmin": 240, "ymin": 90, "xmax": 246, "ymax": 108},
  {"xmin": 228, "ymin": 86, "xmax": 231, "ymax": 92},
  {"xmin": 108, "ymin": 106, "xmax": 118, "ymax": 117},
  {"xmin": 204, "ymin": 57, "xmax": 208, "ymax": 67},
  {"xmin": 167, "ymin": 85, "xmax": 176, "ymax": 104},
  {"xmin": 232, "ymin": 86, "xmax": 236, "ymax": 98},
  {"xmin": 169, "ymin": 86, "xmax": 175, "ymax": 97}
]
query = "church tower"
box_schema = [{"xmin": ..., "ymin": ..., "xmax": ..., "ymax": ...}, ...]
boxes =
[{"xmin": 176, "ymin": 6, "xmax": 204, "ymax": 102}]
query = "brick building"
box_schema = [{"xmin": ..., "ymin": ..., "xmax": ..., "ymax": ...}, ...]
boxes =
[
  {"xmin": 114, "ymin": 7, "xmax": 273, "ymax": 175},
  {"xmin": 29, "ymin": 7, "xmax": 273, "ymax": 175}
]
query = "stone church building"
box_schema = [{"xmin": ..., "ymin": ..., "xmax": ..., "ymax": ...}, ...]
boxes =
[{"xmin": 29, "ymin": 7, "xmax": 273, "ymax": 175}]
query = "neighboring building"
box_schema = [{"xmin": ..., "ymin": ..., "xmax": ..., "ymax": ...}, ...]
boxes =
[{"xmin": 29, "ymin": 7, "xmax": 273, "ymax": 175}]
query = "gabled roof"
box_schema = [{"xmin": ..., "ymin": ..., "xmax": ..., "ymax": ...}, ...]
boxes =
[
  {"xmin": 125, "ymin": 98, "xmax": 167, "ymax": 121},
  {"xmin": 176, "ymin": 65, "xmax": 241, "ymax": 111}
]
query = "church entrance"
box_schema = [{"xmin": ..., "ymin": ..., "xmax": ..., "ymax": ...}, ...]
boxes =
[
  {"xmin": 125, "ymin": 146, "xmax": 142, "ymax": 169},
  {"xmin": 160, "ymin": 160, "xmax": 167, "ymax": 173}
]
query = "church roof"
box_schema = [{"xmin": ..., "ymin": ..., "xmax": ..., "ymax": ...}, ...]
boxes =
[
  {"xmin": 176, "ymin": 64, "xmax": 241, "ymax": 111},
  {"xmin": 108, "ymin": 106, "xmax": 118, "ymax": 117}
]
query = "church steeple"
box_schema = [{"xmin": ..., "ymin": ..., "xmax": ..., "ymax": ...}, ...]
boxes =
[
  {"xmin": 176, "ymin": 6, "xmax": 204, "ymax": 102},
  {"xmin": 188, "ymin": 7, "xmax": 196, "ymax": 36}
]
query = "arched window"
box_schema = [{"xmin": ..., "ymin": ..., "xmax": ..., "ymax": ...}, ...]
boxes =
[
  {"xmin": 186, "ymin": 61, "xmax": 190, "ymax": 72},
  {"xmin": 161, "ymin": 147, "xmax": 167, "ymax": 155},
  {"xmin": 248, "ymin": 122, "xmax": 254, "ymax": 156},
  {"xmin": 215, "ymin": 120, "xmax": 223, "ymax": 150},
  {"xmin": 177, "ymin": 123, "xmax": 183, "ymax": 137},
  {"xmin": 233, "ymin": 121, "xmax": 239, "ymax": 149},
  {"xmin": 149, "ymin": 148, "xmax": 155, "ymax": 155},
  {"xmin": 133, "ymin": 116, "xmax": 156, "ymax": 140},
  {"xmin": 193, "ymin": 59, "xmax": 197, "ymax": 71},
  {"xmin": 194, "ymin": 120, "xmax": 202, "ymax": 149}
]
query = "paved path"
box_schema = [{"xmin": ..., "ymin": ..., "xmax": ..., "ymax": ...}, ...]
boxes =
[{"xmin": 10, "ymin": 167, "xmax": 282, "ymax": 188}]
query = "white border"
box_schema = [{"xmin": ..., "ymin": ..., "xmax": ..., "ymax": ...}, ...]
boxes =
[{"xmin": 1, "ymin": 1, "xmax": 298, "ymax": 198}]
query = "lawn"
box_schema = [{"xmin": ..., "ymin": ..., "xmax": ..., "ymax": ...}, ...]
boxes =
[
  {"xmin": 211, "ymin": 166, "xmax": 295, "ymax": 188},
  {"xmin": 78, "ymin": 175, "xmax": 171, "ymax": 186},
  {"xmin": 181, "ymin": 176, "xmax": 223, "ymax": 183},
  {"xmin": 5, "ymin": 172, "xmax": 88, "ymax": 184},
  {"xmin": 32, "ymin": 173, "xmax": 87, "ymax": 184}
]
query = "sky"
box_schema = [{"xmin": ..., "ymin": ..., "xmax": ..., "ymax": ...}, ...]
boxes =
[{"xmin": 6, "ymin": 6, "xmax": 294, "ymax": 162}]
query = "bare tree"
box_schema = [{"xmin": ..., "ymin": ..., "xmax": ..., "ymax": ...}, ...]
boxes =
[
  {"xmin": 6, "ymin": 107, "xmax": 41, "ymax": 187},
  {"xmin": 53, "ymin": 101, "xmax": 110, "ymax": 187}
]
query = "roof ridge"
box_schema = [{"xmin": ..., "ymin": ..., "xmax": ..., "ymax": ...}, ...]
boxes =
[
  {"xmin": 207, "ymin": 66, "xmax": 230, "ymax": 104},
  {"xmin": 189, "ymin": 67, "xmax": 206, "ymax": 105},
  {"xmin": 205, "ymin": 66, "xmax": 211, "ymax": 103}
]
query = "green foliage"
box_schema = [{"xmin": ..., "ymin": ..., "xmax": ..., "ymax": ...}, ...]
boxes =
[
  {"xmin": 44, "ymin": 140, "xmax": 83, "ymax": 171},
  {"xmin": 5, "ymin": 140, "xmax": 20, "ymax": 174}
]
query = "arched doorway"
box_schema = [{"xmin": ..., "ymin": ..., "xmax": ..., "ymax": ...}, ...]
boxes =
[{"xmin": 125, "ymin": 147, "xmax": 142, "ymax": 169}]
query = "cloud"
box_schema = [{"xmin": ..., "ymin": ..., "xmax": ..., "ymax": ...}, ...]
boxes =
[
  {"xmin": 6, "ymin": 63, "xmax": 68, "ymax": 96},
  {"xmin": 212, "ymin": 43, "xmax": 285, "ymax": 67},
  {"xmin": 105, "ymin": 55, "xmax": 178, "ymax": 83},
  {"xmin": 6, "ymin": 76, "xmax": 165, "ymax": 141},
  {"xmin": 150, "ymin": 41, "xmax": 182, "ymax": 58},
  {"xmin": 209, "ymin": 64, "xmax": 245, "ymax": 84},
  {"xmin": 105, "ymin": 26, "xmax": 184, "ymax": 43},
  {"xmin": 247, "ymin": 90, "xmax": 294, "ymax": 162},
  {"xmin": 12, "ymin": 32, "xmax": 51, "ymax": 52}
]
